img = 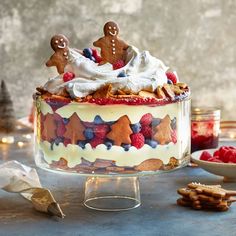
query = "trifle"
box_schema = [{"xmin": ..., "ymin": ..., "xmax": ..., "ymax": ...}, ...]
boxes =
[{"xmin": 34, "ymin": 21, "xmax": 190, "ymax": 175}]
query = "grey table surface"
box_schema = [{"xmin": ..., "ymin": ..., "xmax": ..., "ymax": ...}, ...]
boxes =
[{"xmin": 0, "ymin": 136, "xmax": 236, "ymax": 236}]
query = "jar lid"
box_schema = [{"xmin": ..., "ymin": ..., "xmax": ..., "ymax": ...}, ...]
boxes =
[
  {"xmin": 191, "ymin": 107, "xmax": 220, "ymax": 115},
  {"xmin": 191, "ymin": 107, "xmax": 221, "ymax": 120}
]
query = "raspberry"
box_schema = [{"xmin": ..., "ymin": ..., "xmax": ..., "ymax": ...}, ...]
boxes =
[
  {"xmin": 113, "ymin": 60, "xmax": 125, "ymax": 70},
  {"xmin": 140, "ymin": 113, "xmax": 153, "ymax": 126},
  {"xmin": 218, "ymin": 146, "xmax": 235, "ymax": 161},
  {"xmin": 141, "ymin": 125, "xmax": 152, "ymax": 138},
  {"xmin": 171, "ymin": 130, "xmax": 177, "ymax": 144},
  {"xmin": 93, "ymin": 124, "xmax": 110, "ymax": 138},
  {"xmin": 221, "ymin": 150, "xmax": 232, "ymax": 163},
  {"xmin": 63, "ymin": 72, "xmax": 75, "ymax": 82},
  {"xmin": 213, "ymin": 150, "xmax": 220, "ymax": 157},
  {"xmin": 130, "ymin": 133, "xmax": 145, "ymax": 149},
  {"xmin": 63, "ymin": 138, "xmax": 71, "ymax": 147},
  {"xmin": 90, "ymin": 137, "xmax": 104, "ymax": 148},
  {"xmin": 200, "ymin": 151, "xmax": 212, "ymax": 161},
  {"xmin": 92, "ymin": 49, "xmax": 102, "ymax": 63},
  {"xmin": 166, "ymin": 72, "xmax": 177, "ymax": 84},
  {"xmin": 207, "ymin": 157, "xmax": 223, "ymax": 163},
  {"xmin": 229, "ymin": 150, "xmax": 236, "ymax": 163}
]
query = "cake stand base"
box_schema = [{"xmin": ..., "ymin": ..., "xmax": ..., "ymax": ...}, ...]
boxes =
[{"xmin": 83, "ymin": 176, "xmax": 141, "ymax": 211}]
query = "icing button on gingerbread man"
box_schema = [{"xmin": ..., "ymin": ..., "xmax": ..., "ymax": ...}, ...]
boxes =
[
  {"xmin": 46, "ymin": 34, "xmax": 70, "ymax": 74},
  {"xmin": 93, "ymin": 21, "xmax": 129, "ymax": 65}
]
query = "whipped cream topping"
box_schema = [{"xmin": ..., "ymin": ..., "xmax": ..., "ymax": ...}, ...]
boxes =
[{"xmin": 43, "ymin": 46, "xmax": 169, "ymax": 98}]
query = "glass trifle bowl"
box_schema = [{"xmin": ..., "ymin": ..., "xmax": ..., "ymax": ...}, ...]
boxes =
[{"xmin": 34, "ymin": 97, "xmax": 191, "ymax": 176}]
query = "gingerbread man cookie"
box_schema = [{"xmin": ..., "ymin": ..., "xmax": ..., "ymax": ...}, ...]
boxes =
[
  {"xmin": 93, "ymin": 21, "xmax": 129, "ymax": 65},
  {"xmin": 46, "ymin": 34, "xmax": 70, "ymax": 74}
]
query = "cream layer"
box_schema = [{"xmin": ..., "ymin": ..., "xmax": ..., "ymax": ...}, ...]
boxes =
[{"xmin": 39, "ymin": 141, "xmax": 187, "ymax": 168}]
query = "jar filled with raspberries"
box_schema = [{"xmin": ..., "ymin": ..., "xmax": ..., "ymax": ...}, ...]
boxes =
[{"xmin": 191, "ymin": 107, "xmax": 221, "ymax": 153}]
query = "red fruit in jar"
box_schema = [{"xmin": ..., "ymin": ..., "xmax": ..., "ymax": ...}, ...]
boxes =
[
  {"xmin": 141, "ymin": 125, "xmax": 152, "ymax": 138},
  {"xmin": 166, "ymin": 72, "xmax": 177, "ymax": 84},
  {"xmin": 130, "ymin": 133, "xmax": 145, "ymax": 149},
  {"xmin": 200, "ymin": 151, "xmax": 212, "ymax": 161},
  {"xmin": 93, "ymin": 124, "xmax": 110, "ymax": 139},
  {"xmin": 113, "ymin": 60, "xmax": 125, "ymax": 70},
  {"xmin": 140, "ymin": 113, "xmax": 153, "ymax": 126},
  {"xmin": 90, "ymin": 137, "xmax": 104, "ymax": 148},
  {"xmin": 63, "ymin": 72, "xmax": 75, "ymax": 82}
]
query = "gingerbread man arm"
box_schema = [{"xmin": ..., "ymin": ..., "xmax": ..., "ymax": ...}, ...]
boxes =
[
  {"xmin": 120, "ymin": 39, "xmax": 129, "ymax": 50},
  {"xmin": 93, "ymin": 38, "xmax": 103, "ymax": 47},
  {"xmin": 46, "ymin": 55, "xmax": 56, "ymax": 67}
]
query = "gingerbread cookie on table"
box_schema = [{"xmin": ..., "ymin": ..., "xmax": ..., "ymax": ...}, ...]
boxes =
[
  {"xmin": 46, "ymin": 34, "xmax": 70, "ymax": 74},
  {"xmin": 93, "ymin": 21, "xmax": 129, "ymax": 65}
]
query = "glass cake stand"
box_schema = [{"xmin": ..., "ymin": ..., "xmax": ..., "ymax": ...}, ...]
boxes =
[{"xmin": 35, "ymin": 154, "xmax": 190, "ymax": 211}]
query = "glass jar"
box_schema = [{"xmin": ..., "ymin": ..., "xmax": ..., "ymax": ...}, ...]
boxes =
[{"xmin": 191, "ymin": 107, "xmax": 221, "ymax": 153}]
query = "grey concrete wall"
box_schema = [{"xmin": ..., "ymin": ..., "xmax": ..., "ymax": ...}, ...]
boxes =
[{"xmin": 0, "ymin": 0, "xmax": 235, "ymax": 120}]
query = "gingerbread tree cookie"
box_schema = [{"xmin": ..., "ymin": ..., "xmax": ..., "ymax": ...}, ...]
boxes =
[
  {"xmin": 0, "ymin": 80, "xmax": 16, "ymax": 133},
  {"xmin": 46, "ymin": 34, "xmax": 70, "ymax": 74},
  {"xmin": 106, "ymin": 115, "xmax": 132, "ymax": 146},
  {"xmin": 153, "ymin": 115, "xmax": 173, "ymax": 145},
  {"xmin": 64, "ymin": 113, "xmax": 86, "ymax": 144},
  {"xmin": 42, "ymin": 113, "xmax": 57, "ymax": 142},
  {"xmin": 93, "ymin": 21, "xmax": 129, "ymax": 65}
]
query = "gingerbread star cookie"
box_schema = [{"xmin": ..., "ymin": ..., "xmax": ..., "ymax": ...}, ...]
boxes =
[
  {"xmin": 153, "ymin": 115, "xmax": 173, "ymax": 145},
  {"xmin": 177, "ymin": 183, "xmax": 236, "ymax": 211},
  {"xmin": 46, "ymin": 34, "xmax": 70, "ymax": 74},
  {"xmin": 64, "ymin": 113, "xmax": 86, "ymax": 144},
  {"xmin": 93, "ymin": 21, "xmax": 129, "ymax": 65},
  {"xmin": 42, "ymin": 113, "xmax": 57, "ymax": 142},
  {"xmin": 188, "ymin": 182, "xmax": 236, "ymax": 199},
  {"xmin": 106, "ymin": 115, "xmax": 132, "ymax": 146}
]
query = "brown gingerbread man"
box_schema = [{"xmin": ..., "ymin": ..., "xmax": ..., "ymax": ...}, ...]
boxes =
[
  {"xmin": 46, "ymin": 34, "xmax": 70, "ymax": 74},
  {"xmin": 93, "ymin": 21, "xmax": 129, "ymax": 65}
]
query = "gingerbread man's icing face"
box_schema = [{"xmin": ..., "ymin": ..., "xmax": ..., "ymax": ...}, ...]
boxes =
[
  {"xmin": 50, "ymin": 34, "xmax": 69, "ymax": 51},
  {"xmin": 103, "ymin": 21, "xmax": 119, "ymax": 37}
]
